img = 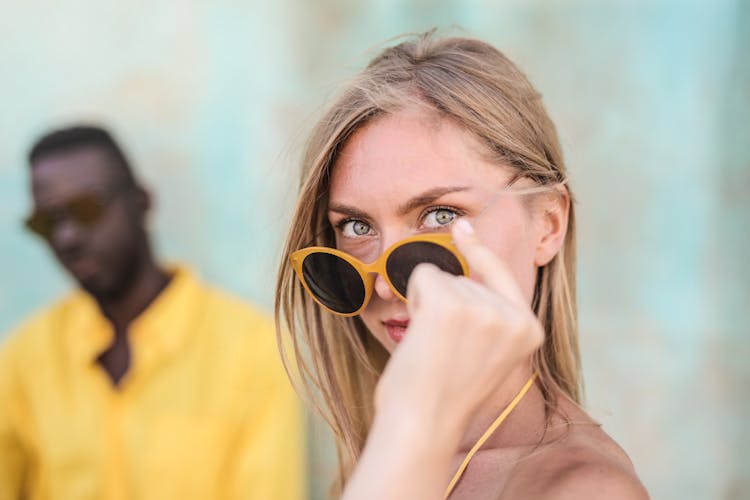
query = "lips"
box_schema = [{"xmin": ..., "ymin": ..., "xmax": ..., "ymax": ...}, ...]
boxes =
[
  {"xmin": 65, "ymin": 257, "xmax": 99, "ymax": 280},
  {"xmin": 384, "ymin": 318, "xmax": 410, "ymax": 343}
]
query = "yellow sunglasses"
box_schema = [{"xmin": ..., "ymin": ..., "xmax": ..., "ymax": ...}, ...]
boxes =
[{"xmin": 291, "ymin": 233, "xmax": 469, "ymax": 317}]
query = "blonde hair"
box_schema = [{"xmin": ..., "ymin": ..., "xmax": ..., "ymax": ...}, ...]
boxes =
[{"xmin": 275, "ymin": 31, "xmax": 580, "ymax": 493}]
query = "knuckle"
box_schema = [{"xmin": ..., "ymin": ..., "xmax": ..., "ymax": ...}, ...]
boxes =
[
  {"xmin": 506, "ymin": 313, "xmax": 528, "ymax": 338},
  {"xmin": 529, "ymin": 320, "xmax": 545, "ymax": 348},
  {"xmin": 512, "ymin": 314, "xmax": 544, "ymax": 352},
  {"xmin": 502, "ymin": 310, "xmax": 540, "ymax": 345}
]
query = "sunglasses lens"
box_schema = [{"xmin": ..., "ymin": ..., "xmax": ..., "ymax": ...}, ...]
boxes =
[
  {"xmin": 68, "ymin": 195, "xmax": 105, "ymax": 226},
  {"xmin": 25, "ymin": 213, "xmax": 53, "ymax": 238},
  {"xmin": 301, "ymin": 253, "xmax": 366, "ymax": 314},
  {"xmin": 386, "ymin": 241, "xmax": 464, "ymax": 297},
  {"xmin": 24, "ymin": 194, "xmax": 107, "ymax": 238}
]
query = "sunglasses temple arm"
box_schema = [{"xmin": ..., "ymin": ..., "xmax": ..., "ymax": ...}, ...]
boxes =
[{"xmin": 472, "ymin": 180, "xmax": 567, "ymax": 227}]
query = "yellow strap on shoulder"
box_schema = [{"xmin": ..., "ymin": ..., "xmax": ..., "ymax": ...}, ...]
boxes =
[{"xmin": 443, "ymin": 372, "xmax": 538, "ymax": 498}]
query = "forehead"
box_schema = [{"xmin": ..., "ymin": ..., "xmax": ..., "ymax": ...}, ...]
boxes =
[
  {"xmin": 31, "ymin": 147, "xmax": 123, "ymax": 204},
  {"xmin": 330, "ymin": 110, "xmax": 507, "ymax": 205}
]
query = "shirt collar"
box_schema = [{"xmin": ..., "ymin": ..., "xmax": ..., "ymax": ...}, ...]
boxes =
[
  {"xmin": 69, "ymin": 266, "xmax": 200, "ymax": 365},
  {"xmin": 129, "ymin": 266, "xmax": 199, "ymax": 357}
]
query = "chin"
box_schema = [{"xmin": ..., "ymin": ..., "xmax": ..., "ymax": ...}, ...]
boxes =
[
  {"xmin": 79, "ymin": 281, "xmax": 108, "ymax": 299},
  {"xmin": 79, "ymin": 276, "xmax": 120, "ymax": 301},
  {"xmin": 375, "ymin": 331, "xmax": 397, "ymax": 354}
]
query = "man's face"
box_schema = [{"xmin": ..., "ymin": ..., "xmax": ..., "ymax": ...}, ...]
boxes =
[{"xmin": 29, "ymin": 147, "xmax": 146, "ymax": 299}]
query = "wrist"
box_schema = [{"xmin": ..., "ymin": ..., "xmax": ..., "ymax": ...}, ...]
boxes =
[
  {"xmin": 371, "ymin": 402, "xmax": 464, "ymax": 457},
  {"xmin": 343, "ymin": 406, "xmax": 459, "ymax": 500}
]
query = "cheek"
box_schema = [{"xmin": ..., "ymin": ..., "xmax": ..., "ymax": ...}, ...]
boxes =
[
  {"xmin": 92, "ymin": 212, "xmax": 139, "ymax": 259},
  {"xmin": 358, "ymin": 305, "xmax": 395, "ymax": 353},
  {"xmin": 476, "ymin": 214, "xmax": 539, "ymax": 304},
  {"xmin": 358, "ymin": 308, "xmax": 380, "ymax": 338},
  {"xmin": 506, "ymin": 245, "xmax": 539, "ymax": 305}
]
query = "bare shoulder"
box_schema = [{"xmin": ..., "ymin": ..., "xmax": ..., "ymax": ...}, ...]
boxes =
[{"xmin": 500, "ymin": 413, "xmax": 649, "ymax": 499}]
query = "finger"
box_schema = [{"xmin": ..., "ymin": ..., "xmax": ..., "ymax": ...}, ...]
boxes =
[
  {"xmin": 405, "ymin": 262, "xmax": 443, "ymax": 315},
  {"xmin": 451, "ymin": 219, "xmax": 526, "ymax": 305}
]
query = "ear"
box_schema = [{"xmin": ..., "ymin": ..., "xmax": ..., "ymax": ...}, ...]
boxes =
[
  {"xmin": 534, "ymin": 189, "xmax": 570, "ymax": 267},
  {"xmin": 133, "ymin": 185, "xmax": 152, "ymax": 219}
]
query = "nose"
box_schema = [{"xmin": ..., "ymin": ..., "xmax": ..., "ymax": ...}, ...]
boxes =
[
  {"xmin": 372, "ymin": 272, "xmax": 397, "ymax": 302},
  {"xmin": 368, "ymin": 231, "xmax": 411, "ymax": 302},
  {"xmin": 49, "ymin": 217, "xmax": 86, "ymax": 256}
]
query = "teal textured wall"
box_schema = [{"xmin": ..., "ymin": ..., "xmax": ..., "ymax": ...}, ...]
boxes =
[{"xmin": 1, "ymin": 1, "xmax": 747, "ymax": 498}]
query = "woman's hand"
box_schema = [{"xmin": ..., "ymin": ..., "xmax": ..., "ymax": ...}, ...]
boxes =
[
  {"xmin": 341, "ymin": 219, "xmax": 544, "ymax": 500},
  {"xmin": 375, "ymin": 218, "xmax": 544, "ymax": 442}
]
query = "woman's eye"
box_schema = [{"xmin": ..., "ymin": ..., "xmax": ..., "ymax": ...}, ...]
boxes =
[
  {"xmin": 340, "ymin": 220, "xmax": 372, "ymax": 237},
  {"xmin": 423, "ymin": 208, "xmax": 457, "ymax": 229}
]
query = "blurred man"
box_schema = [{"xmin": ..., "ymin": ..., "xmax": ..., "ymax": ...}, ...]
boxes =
[{"xmin": 0, "ymin": 125, "xmax": 304, "ymax": 499}]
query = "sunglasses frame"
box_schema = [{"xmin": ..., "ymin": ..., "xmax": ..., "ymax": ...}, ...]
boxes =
[{"xmin": 290, "ymin": 233, "xmax": 469, "ymax": 317}]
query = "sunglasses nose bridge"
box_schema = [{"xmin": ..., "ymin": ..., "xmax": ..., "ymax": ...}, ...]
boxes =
[
  {"xmin": 356, "ymin": 261, "xmax": 379, "ymax": 290},
  {"xmin": 359, "ymin": 257, "xmax": 405, "ymax": 304},
  {"xmin": 358, "ymin": 252, "xmax": 391, "ymax": 282}
]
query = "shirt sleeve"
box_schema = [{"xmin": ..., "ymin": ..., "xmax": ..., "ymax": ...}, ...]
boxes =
[
  {"xmin": 225, "ymin": 350, "xmax": 307, "ymax": 500},
  {"xmin": 231, "ymin": 372, "xmax": 306, "ymax": 500}
]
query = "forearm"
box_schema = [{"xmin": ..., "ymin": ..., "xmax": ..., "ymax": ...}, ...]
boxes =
[{"xmin": 342, "ymin": 407, "xmax": 461, "ymax": 500}]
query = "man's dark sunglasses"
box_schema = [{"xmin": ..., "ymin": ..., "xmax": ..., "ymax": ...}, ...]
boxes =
[{"xmin": 24, "ymin": 187, "xmax": 130, "ymax": 239}]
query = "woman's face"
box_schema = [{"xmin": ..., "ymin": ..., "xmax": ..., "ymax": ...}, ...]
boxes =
[{"xmin": 328, "ymin": 109, "xmax": 563, "ymax": 353}]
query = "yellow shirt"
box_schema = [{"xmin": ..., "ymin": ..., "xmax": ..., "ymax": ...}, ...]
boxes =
[{"xmin": 0, "ymin": 268, "xmax": 305, "ymax": 500}]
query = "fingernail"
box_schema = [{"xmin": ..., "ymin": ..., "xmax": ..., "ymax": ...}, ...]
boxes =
[{"xmin": 455, "ymin": 218, "xmax": 474, "ymax": 235}]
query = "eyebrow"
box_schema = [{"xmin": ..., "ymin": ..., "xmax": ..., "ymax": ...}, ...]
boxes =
[
  {"xmin": 327, "ymin": 185, "xmax": 471, "ymax": 220},
  {"xmin": 326, "ymin": 204, "xmax": 371, "ymax": 221},
  {"xmin": 396, "ymin": 185, "xmax": 470, "ymax": 216},
  {"xmin": 33, "ymin": 184, "xmax": 118, "ymax": 208}
]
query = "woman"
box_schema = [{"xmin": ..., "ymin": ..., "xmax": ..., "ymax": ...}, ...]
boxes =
[{"xmin": 276, "ymin": 32, "xmax": 648, "ymax": 499}]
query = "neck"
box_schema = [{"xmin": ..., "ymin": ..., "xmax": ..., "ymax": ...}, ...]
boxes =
[
  {"xmin": 456, "ymin": 363, "xmax": 547, "ymax": 453},
  {"xmin": 97, "ymin": 257, "xmax": 170, "ymax": 331}
]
